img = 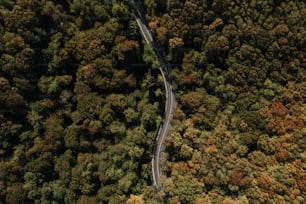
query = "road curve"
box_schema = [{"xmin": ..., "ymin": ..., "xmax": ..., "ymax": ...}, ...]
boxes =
[{"xmin": 129, "ymin": 0, "xmax": 176, "ymax": 190}]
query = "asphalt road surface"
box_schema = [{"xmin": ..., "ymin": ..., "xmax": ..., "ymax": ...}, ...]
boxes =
[{"xmin": 129, "ymin": 0, "xmax": 176, "ymax": 190}]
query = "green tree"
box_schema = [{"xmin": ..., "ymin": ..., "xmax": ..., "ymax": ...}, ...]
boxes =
[
  {"xmin": 64, "ymin": 125, "xmax": 80, "ymax": 150},
  {"xmin": 141, "ymin": 103, "xmax": 158, "ymax": 130},
  {"xmin": 0, "ymin": 120, "xmax": 22, "ymax": 154},
  {"xmin": 54, "ymin": 150, "xmax": 74, "ymax": 185},
  {"xmin": 112, "ymin": 2, "xmax": 130, "ymax": 21},
  {"xmin": 23, "ymin": 172, "xmax": 44, "ymax": 201}
]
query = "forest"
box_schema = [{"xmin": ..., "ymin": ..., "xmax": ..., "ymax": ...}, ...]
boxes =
[{"xmin": 0, "ymin": 0, "xmax": 305, "ymax": 203}]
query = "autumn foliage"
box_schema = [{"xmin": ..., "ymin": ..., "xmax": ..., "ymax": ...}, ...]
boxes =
[
  {"xmin": 229, "ymin": 170, "xmax": 244, "ymax": 186},
  {"xmin": 0, "ymin": 0, "xmax": 305, "ymax": 203}
]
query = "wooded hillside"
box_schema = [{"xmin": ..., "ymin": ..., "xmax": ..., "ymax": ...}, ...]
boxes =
[
  {"xmin": 0, "ymin": 0, "xmax": 305, "ymax": 203},
  {"xmin": 0, "ymin": 0, "xmax": 164, "ymax": 203},
  {"xmin": 144, "ymin": 0, "xmax": 305, "ymax": 203}
]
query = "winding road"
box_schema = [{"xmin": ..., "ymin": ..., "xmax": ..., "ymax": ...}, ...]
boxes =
[{"xmin": 129, "ymin": 0, "xmax": 176, "ymax": 190}]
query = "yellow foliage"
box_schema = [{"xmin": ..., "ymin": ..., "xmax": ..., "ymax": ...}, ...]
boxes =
[{"xmin": 126, "ymin": 194, "xmax": 144, "ymax": 204}]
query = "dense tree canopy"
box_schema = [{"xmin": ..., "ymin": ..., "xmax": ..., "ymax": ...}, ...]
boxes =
[
  {"xmin": 0, "ymin": 0, "xmax": 164, "ymax": 203},
  {"xmin": 0, "ymin": 0, "xmax": 305, "ymax": 203},
  {"xmin": 144, "ymin": 0, "xmax": 305, "ymax": 203}
]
